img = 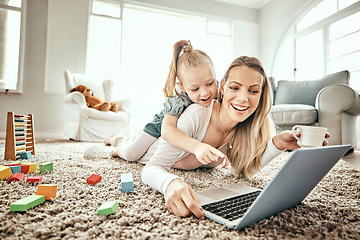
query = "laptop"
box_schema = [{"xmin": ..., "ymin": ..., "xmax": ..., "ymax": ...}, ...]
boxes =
[{"xmin": 196, "ymin": 144, "xmax": 351, "ymax": 230}]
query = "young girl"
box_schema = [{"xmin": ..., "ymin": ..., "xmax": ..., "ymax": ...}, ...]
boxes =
[{"xmin": 85, "ymin": 40, "xmax": 224, "ymax": 164}]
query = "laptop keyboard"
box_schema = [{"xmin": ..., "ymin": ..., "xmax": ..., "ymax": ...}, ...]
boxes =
[{"xmin": 202, "ymin": 190, "xmax": 261, "ymax": 221}]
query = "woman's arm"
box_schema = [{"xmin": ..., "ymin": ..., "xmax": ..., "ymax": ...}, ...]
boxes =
[
  {"xmin": 161, "ymin": 114, "xmax": 224, "ymax": 164},
  {"xmin": 141, "ymin": 141, "xmax": 205, "ymax": 219},
  {"xmin": 247, "ymin": 130, "xmax": 330, "ymax": 176},
  {"xmin": 164, "ymin": 178, "xmax": 205, "ymax": 219}
]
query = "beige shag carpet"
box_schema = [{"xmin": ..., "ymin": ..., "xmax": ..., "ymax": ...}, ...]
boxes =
[{"xmin": 0, "ymin": 139, "xmax": 359, "ymax": 240}]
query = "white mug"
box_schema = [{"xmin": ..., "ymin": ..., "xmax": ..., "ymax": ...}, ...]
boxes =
[{"xmin": 292, "ymin": 125, "xmax": 328, "ymax": 148}]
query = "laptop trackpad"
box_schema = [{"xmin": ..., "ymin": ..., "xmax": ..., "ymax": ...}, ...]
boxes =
[
  {"xmin": 198, "ymin": 188, "xmax": 239, "ymax": 201},
  {"xmin": 197, "ymin": 183, "xmax": 260, "ymax": 205}
]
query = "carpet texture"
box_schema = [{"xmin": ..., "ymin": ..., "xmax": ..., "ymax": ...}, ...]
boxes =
[{"xmin": 0, "ymin": 140, "xmax": 359, "ymax": 239}]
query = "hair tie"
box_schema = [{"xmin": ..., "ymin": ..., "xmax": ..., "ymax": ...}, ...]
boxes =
[{"xmin": 183, "ymin": 40, "xmax": 193, "ymax": 52}]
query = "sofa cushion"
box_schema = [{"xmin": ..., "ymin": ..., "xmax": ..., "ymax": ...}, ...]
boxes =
[
  {"xmin": 87, "ymin": 108, "xmax": 128, "ymax": 121},
  {"xmin": 270, "ymin": 104, "xmax": 318, "ymax": 126},
  {"xmin": 274, "ymin": 70, "xmax": 349, "ymax": 106}
]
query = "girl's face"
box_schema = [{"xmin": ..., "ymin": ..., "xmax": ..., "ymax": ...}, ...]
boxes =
[
  {"xmin": 221, "ymin": 66, "xmax": 263, "ymax": 124},
  {"xmin": 178, "ymin": 64, "xmax": 217, "ymax": 107}
]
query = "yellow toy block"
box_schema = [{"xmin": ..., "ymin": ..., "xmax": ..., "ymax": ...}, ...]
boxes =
[
  {"xmin": 0, "ymin": 166, "xmax": 13, "ymax": 180},
  {"xmin": 36, "ymin": 184, "xmax": 57, "ymax": 200},
  {"xmin": 22, "ymin": 162, "xmax": 37, "ymax": 173}
]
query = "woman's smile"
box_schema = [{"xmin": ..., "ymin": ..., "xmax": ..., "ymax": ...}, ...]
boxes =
[{"xmin": 231, "ymin": 103, "xmax": 250, "ymax": 113}]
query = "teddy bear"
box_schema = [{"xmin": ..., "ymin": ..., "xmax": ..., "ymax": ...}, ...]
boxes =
[{"xmin": 70, "ymin": 85, "xmax": 119, "ymax": 112}]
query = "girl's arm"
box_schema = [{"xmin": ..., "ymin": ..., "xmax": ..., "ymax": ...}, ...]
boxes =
[{"xmin": 161, "ymin": 114, "xmax": 224, "ymax": 164}]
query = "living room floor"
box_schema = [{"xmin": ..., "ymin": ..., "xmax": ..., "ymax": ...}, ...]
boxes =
[{"xmin": 343, "ymin": 149, "xmax": 360, "ymax": 170}]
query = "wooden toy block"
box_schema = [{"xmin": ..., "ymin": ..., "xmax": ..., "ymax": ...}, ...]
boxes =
[
  {"xmin": 0, "ymin": 166, "xmax": 13, "ymax": 180},
  {"xmin": 36, "ymin": 184, "xmax": 57, "ymax": 200},
  {"xmin": 26, "ymin": 176, "xmax": 42, "ymax": 183},
  {"xmin": 87, "ymin": 174, "xmax": 102, "ymax": 185},
  {"xmin": 5, "ymin": 163, "xmax": 21, "ymax": 166},
  {"xmin": 22, "ymin": 162, "xmax": 37, "ymax": 173},
  {"xmin": 97, "ymin": 200, "xmax": 118, "ymax": 215},
  {"xmin": 39, "ymin": 162, "xmax": 53, "ymax": 173},
  {"xmin": 19, "ymin": 151, "xmax": 32, "ymax": 159},
  {"xmin": 120, "ymin": 173, "xmax": 134, "ymax": 193},
  {"xmin": 8, "ymin": 172, "xmax": 25, "ymax": 182},
  {"xmin": 10, "ymin": 195, "xmax": 45, "ymax": 212},
  {"xmin": 20, "ymin": 164, "xmax": 29, "ymax": 174},
  {"xmin": 9, "ymin": 165, "xmax": 21, "ymax": 175}
]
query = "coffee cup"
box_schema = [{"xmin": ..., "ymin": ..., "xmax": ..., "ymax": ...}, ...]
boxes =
[{"xmin": 292, "ymin": 125, "xmax": 327, "ymax": 148}]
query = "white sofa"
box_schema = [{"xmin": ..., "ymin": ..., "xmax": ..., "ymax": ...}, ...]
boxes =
[
  {"xmin": 270, "ymin": 70, "xmax": 360, "ymax": 149},
  {"xmin": 64, "ymin": 70, "xmax": 130, "ymax": 142}
]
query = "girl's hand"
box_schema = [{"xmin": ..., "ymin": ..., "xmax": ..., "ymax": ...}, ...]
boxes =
[
  {"xmin": 194, "ymin": 142, "xmax": 225, "ymax": 165},
  {"xmin": 165, "ymin": 178, "xmax": 205, "ymax": 219},
  {"xmin": 272, "ymin": 130, "xmax": 330, "ymax": 151}
]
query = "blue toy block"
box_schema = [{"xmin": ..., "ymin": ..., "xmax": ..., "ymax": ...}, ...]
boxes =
[
  {"xmin": 9, "ymin": 165, "xmax": 21, "ymax": 175},
  {"xmin": 19, "ymin": 151, "xmax": 32, "ymax": 159},
  {"xmin": 120, "ymin": 173, "xmax": 133, "ymax": 193}
]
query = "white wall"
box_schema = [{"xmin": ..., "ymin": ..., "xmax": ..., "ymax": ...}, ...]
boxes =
[
  {"xmin": 0, "ymin": 0, "xmax": 260, "ymax": 139},
  {"xmin": 0, "ymin": 0, "xmax": 67, "ymax": 139},
  {"xmin": 258, "ymin": 0, "xmax": 313, "ymax": 76}
]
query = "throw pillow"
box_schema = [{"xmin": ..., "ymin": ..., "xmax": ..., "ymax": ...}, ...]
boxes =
[{"xmin": 274, "ymin": 70, "xmax": 349, "ymax": 106}]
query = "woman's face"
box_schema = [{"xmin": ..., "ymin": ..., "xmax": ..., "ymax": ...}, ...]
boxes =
[{"xmin": 221, "ymin": 66, "xmax": 263, "ymax": 124}]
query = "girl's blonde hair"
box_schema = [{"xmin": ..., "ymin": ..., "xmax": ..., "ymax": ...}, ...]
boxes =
[
  {"xmin": 163, "ymin": 40, "xmax": 215, "ymax": 98},
  {"xmin": 218, "ymin": 56, "xmax": 275, "ymax": 179}
]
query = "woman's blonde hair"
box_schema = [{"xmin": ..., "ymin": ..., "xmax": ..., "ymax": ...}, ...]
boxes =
[
  {"xmin": 163, "ymin": 40, "xmax": 215, "ymax": 98},
  {"xmin": 218, "ymin": 56, "xmax": 275, "ymax": 179}
]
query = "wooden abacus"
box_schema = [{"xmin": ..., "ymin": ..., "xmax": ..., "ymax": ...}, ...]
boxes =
[{"xmin": 4, "ymin": 112, "xmax": 35, "ymax": 160}]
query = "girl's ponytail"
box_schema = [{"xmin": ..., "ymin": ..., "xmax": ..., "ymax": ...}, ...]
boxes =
[{"xmin": 163, "ymin": 40, "xmax": 192, "ymax": 98}]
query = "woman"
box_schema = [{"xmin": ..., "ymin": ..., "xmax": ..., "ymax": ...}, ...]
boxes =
[{"xmin": 140, "ymin": 56, "xmax": 328, "ymax": 219}]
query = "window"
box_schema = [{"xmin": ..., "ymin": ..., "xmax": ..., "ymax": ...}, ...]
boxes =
[
  {"xmin": 0, "ymin": 0, "xmax": 25, "ymax": 92},
  {"xmin": 295, "ymin": 29, "xmax": 324, "ymax": 80},
  {"xmin": 86, "ymin": 1, "xmax": 121, "ymax": 81},
  {"xmin": 329, "ymin": 10, "xmax": 360, "ymax": 89},
  {"xmin": 274, "ymin": 0, "xmax": 360, "ymax": 90},
  {"xmin": 87, "ymin": 0, "xmax": 233, "ymax": 132}
]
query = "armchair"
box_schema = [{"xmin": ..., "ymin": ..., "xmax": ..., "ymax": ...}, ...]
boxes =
[
  {"xmin": 64, "ymin": 70, "xmax": 130, "ymax": 141},
  {"xmin": 270, "ymin": 70, "xmax": 360, "ymax": 149}
]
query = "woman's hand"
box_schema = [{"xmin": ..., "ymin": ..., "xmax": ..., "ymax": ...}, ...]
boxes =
[
  {"xmin": 193, "ymin": 142, "xmax": 225, "ymax": 165},
  {"xmin": 165, "ymin": 178, "xmax": 205, "ymax": 219},
  {"xmin": 272, "ymin": 130, "xmax": 330, "ymax": 151}
]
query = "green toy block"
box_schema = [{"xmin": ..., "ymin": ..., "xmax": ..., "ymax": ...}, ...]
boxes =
[
  {"xmin": 97, "ymin": 200, "xmax": 118, "ymax": 215},
  {"xmin": 0, "ymin": 166, "xmax": 13, "ymax": 180},
  {"xmin": 121, "ymin": 173, "xmax": 134, "ymax": 193},
  {"xmin": 7, "ymin": 161, "xmax": 23, "ymax": 166},
  {"xmin": 10, "ymin": 195, "xmax": 45, "ymax": 212},
  {"xmin": 39, "ymin": 162, "xmax": 53, "ymax": 173}
]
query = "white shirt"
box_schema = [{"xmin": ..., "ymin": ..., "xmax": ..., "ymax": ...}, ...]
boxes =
[{"xmin": 141, "ymin": 100, "xmax": 283, "ymax": 194}]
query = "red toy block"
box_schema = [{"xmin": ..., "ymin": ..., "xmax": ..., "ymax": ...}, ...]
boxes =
[
  {"xmin": 8, "ymin": 172, "xmax": 25, "ymax": 182},
  {"xmin": 21, "ymin": 164, "xmax": 29, "ymax": 174},
  {"xmin": 87, "ymin": 174, "xmax": 102, "ymax": 185},
  {"xmin": 26, "ymin": 176, "xmax": 42, "ymax": 183},
  {"xmin": 5, "ymin": 163, "xmax": 21, "ymax": 166}
]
